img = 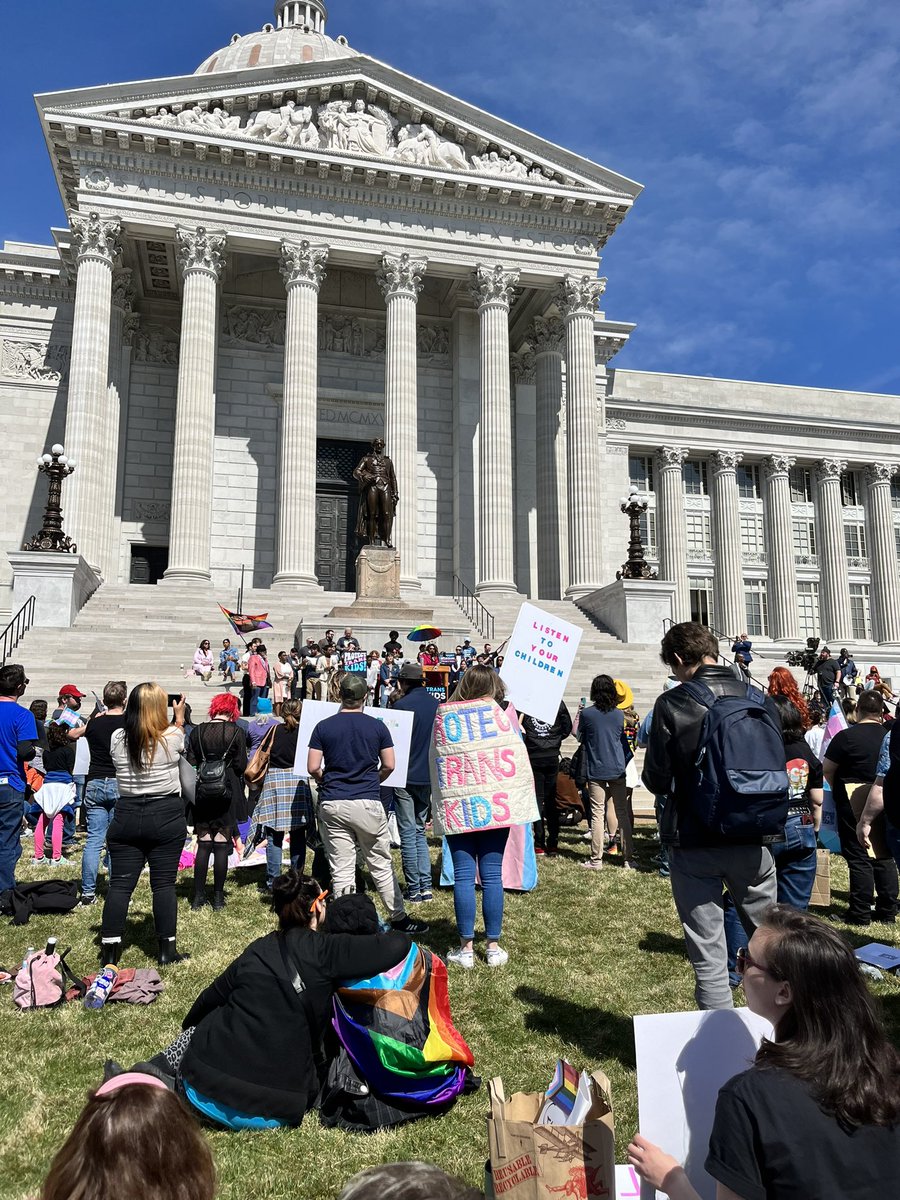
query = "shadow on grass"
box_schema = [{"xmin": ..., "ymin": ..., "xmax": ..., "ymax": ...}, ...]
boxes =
[
  {"xmin": 638, "ymin": 930, "xmax": 685, "ymax": 956},
  {"xmin": 514, "ymin": 985, "xmax": 635, "ymax": 1068}
]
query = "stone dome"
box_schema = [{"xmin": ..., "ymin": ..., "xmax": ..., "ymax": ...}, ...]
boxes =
[{"xmin": 195, "ymin": 25, "xmax": 358, "ymax": 75}]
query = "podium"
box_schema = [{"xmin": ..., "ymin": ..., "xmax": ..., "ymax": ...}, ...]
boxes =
[{"xmin": 423, "ymin": 665, "xmax": 452, "ymax": 701}]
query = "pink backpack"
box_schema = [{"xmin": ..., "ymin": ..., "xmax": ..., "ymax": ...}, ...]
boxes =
[{"xmin": 13, "ymin": 947, "xmax": 84, "ymax": 1009}]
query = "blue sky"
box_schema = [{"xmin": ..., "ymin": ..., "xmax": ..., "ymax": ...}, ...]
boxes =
[{"xmin": 2, "ymin": 0, "xmax": 898, "ymax": 392}]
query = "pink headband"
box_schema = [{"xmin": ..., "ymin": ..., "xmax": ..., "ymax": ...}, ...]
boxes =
[{"xmin": 95, "ymin": 1072, "xmax": 168, "ymax": 1098}]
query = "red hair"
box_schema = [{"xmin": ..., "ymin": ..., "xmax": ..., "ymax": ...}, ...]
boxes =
[
  {"xmin": 208, "ymin": 693, "xmax": 240, "ymax": 721},
  {"xmin": 768, "ymin": 666, "xmax": 810, "ymax": 730}
]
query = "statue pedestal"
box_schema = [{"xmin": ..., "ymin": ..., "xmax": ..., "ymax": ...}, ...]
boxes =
[
  {"xmin": 8, "ymin": 551, "xmax": 101, "ymax": 628},
  {"xmin": 324, "ymin": 546, "xmax": 434, "ymax": 624},
  {"xmin": 577, "ymin": 578, "xmax": 676, "ymax": 644}
]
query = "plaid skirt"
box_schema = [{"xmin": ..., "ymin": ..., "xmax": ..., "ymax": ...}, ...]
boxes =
[{"xmin": 252, "ymin": 768, "xmax": 313, "ymax": 833}]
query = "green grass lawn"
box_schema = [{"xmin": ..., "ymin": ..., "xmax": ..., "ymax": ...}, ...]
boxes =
[{"xmin": 1, "ymin": 824, "xmax": 898, "ymax": 1200}]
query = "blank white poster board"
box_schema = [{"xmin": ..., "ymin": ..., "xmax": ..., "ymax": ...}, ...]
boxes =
[
  {"xmin": 292, "ymin": 700, "xmax": 414, "ymax": 789},
  {"xmin": 633, "ymin": 1008, "xmax": 772, "ymax": 1200}
]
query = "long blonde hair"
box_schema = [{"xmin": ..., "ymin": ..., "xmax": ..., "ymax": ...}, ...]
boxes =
[
  {"xmin": 281, "ymin": 699, "xmax": 302, "ymax": 730},
  {"xmin": 451, "ymin": 665, "xmax": 505, "ymax": 703},
  {"xmin": 124, "ymin": 682, "xmax": 174, "ymax": 772}
]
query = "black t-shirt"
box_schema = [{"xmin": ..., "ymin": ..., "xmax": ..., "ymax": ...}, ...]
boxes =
[
  {"xmin": 383, "ymin": 640, "xmax": 402, "ymax": 656},
  {"xmin": 85, "ymin": 714, "xmax": 127, "ymax": 781},
  {"xmin": 814, "ymin": 658, "xmax": 840, "ymax": 686},
  {"xmin": 43, "ymin": 743, "xmax": 76, "ymax": 776},
  {"xmin": 783, "ymin": 738, "xmax": 823, "ymax": 808},
  {"xmin": 824, "ymin": 722, "xmax": 886, "ymax": 786},
  {"xmin": 707, "ymin": 1066, "xmax": 900, "ymax": 1200},
  {"xmin": 269, "ymin": 724, "xmax": 299, "ymax": 770}
]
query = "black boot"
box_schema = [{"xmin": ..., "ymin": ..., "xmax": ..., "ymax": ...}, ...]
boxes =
[
  {"xmin": 98, "ymin": 938, "xmax": 123, "ymax": 967},
  {"xmin": 211, "ymin": 890, "xmax": 226, "ymax": 911},
  {"xmin": 192, "ymin": 841, "xmax": 212, "ymax": 910},
  {"xmin": 157, "ymin": 936, "xmax": 190, "ymax": 966},
  {"xmin": 190, "ymin": 889, "xmax": 207, "ymax": 912}
]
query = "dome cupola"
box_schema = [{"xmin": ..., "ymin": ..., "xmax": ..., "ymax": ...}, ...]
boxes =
[{"xmin": 195, "ymin": 1, "xmax": 357, "ymax": 74}]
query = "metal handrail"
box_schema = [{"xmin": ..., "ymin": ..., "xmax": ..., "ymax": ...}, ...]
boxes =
[
  {"xmin": 452, "ymin": 575, "xmax": 495, "ymax": 642},
  {"xmin": 661, "ymin": 616, "xmax": 767, "ymax": 690},
  {"xmin": 0, "ymin": 595, "xmax": 36, "ymax": 666}
]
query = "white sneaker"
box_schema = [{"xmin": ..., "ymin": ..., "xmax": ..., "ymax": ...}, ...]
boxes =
[
  {"xmin": 582, "ymin": 830, "xmax": 592, "ymax": 841},
  {"xmin": 31, "ymin": 856, "xmax": 48, "ymax": 867},
  {"xmin": 486, "ymin": 947, "xmax": 509, "ymax": 968},
  {"xmin": 50, "ymin": 856, "xmax": 72, "ymax": 867},
  {"xmin": 446, "ymin": 947, "xmax": 475, "ymax": 969}
]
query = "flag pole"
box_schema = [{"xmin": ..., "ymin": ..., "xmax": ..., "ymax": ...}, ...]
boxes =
[{"xmin": 237, "ymin": 564, "xmax": 245, "ymax": 615}]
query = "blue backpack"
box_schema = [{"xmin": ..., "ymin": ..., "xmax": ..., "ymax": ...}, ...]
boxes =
[{"xmin": 681, "ymin": 680, "xmax": 790, "ymax": 841}]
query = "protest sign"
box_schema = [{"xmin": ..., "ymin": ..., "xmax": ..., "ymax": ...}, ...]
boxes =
[
  {"xmin": 343, "ymin": 650, "xmax": 367, "ymax": 674},
  {"xmin": 430, "ymin": 698, "xmax": 538, "ymax": 835},
  {"xmin": 633, "ymin": 1009, "xmax": 772, "ymax": 1200},
  {"xmin": 74, "ymin": 736, "xmax": 91, "ymax": 777},
  {"xmin": 499, "ymin": 602, "xmax": 582, "ymax": 724},
  {"xmin": 292, "ymin": 699, "xmax": 413, "ymax": 788}
]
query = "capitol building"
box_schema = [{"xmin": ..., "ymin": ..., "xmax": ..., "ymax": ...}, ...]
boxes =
[{"xmin": 2, "ymin": 0, "xmax": 899, "ymax": 656}]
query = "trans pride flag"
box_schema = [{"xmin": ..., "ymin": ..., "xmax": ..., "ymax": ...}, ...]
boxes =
[
  {"xmin": 333, "ymin": 945, "xmax": 474, "ymax": 1107},
  {"xmin": 818, "ymin": 698, "xmax": 849, "ymax": 852},
  {"xmin": 218, "ymin": 604, "xmax": 273, "ymax": 636}
]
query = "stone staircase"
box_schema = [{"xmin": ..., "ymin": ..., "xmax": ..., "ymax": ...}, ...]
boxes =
[{"xmin": 13, "ymin": 582, "xmax": 672, "ymax": 717}]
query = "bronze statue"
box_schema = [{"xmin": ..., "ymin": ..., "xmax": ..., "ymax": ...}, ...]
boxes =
[{"xmin": 353, "ymin": 438, "xmax": 399, "ymax": 547}]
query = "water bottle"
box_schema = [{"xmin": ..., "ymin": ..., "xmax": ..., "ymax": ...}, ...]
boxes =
[
  {"xmin": 21, "ymin": 947, "xmax": 35, "ymax": 971},
  {"xmin": 84, "ymin": 964, "xmax": 119, "ymax": 1010}
]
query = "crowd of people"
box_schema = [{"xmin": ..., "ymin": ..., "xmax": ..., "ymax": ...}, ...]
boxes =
[{"xmin": 2, "ymin": 615, "xmax": 900, "ymax": 1199}]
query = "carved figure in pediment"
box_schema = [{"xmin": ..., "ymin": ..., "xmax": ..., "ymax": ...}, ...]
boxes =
[
  {"xmin": 175, "ymin": 106, "xmax": 205, "ymax": 129},
  {"xmin": 317, "ymin": 100, "xmax": 394, "ymax": 156},
  {"xmin": 245, "ymin": 108, "xmax": 284, "ymax": 141},
  {"xmin": 472, "ymin": 150, "xmax": 501, "ymax": 175},
  {"xmin": 416, "ymin": 324, "xmax": 450, "ymax": 358},
  {"xmin": 154, "ymin": 108, "xmax": 177, "ymax": 126},
  {"xmin": 283, "ymin": 104, "xmax": 319, "ymax": 149},
  {"xmin": 203, "ymin": 106, "xmax": 241, "ymax": 133},
  {"xmin": 395, "ymin": 124, "xmax": 467, "ymax": 171}
]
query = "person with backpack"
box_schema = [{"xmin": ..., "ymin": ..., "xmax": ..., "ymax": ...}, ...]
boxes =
[
  {"xmin": 186, "ymin": 693, "xmax": 248, "ymax": 911},
  {"xmin": 0, "ymin": 663, "xmax": 38, "ymax": 893},
  {"xmin": 642, "ymin": 622, "xmax": 786, "ymax": 1010}
]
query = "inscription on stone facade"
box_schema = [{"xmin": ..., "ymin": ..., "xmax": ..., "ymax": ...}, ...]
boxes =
[{"xmin": 0, "ymin": 339, "xmax": 70, "ymax": 384}]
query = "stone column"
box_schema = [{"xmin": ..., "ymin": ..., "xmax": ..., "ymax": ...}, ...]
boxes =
[
  {"xmin": 763, "ymin": 454, "xmax": 799, "ymax": 641},
  {"xmin": 95, "ymin": 267, "xmax": 133, "ymax": 583},
  {"xmin": 865, "ymin": 462, "xmax": 900, "ymax": 643},
  {"xmin": 164, "ymin": 227, "xmax": 226, "ymax": 582},
  {"xmin": 655, "ymin": 446, "xmax": 690, "ymax": 622},
  {"xmin": 557, "ymin": 274, "xmax": 607, "ymax": 599},
  {"xmin": 63, "ymin": 211, "xmax": 122, "ymax": 571},
  {"xmin": 710, "ymin": 449, "xmax": 747, "ymax": 637},
  {"xmin": 531, "ymin": 315, "xmax": 565, "ymax": 599},
  {"xmin": 377, "ymin": 252, "xmax": 427, "ymax": 593},
  {"xmin": 470, "ymin": 263, "xmax": 520, "ymax": 596},
  {"xmin": 273, "ymin": 239, "xmax": 328, "ymax": 589},
  {"xmin": 814, "ymin": 458, "xmax": 852, "ymax": 642}
]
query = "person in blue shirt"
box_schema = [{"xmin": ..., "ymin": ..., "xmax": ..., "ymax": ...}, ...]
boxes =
[
  {"xmin": 731, "ymin": 634, "xmax": 753, "ymax": 677},
  {"xmin": 0, "ymin": 663, "xmax": 38, "ymax": 892},
  {"xmin": 391, "ymin": 663, "xmax": 440, "ymax": 903},
  {"xmin": 219, "ymin": 638, "xmax": 240, "ymax": 683}
]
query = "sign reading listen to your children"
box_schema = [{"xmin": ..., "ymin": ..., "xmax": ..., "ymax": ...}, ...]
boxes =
[{"xmin": 499, "ymin": 602, "xmax": 583, "ymax": 725}]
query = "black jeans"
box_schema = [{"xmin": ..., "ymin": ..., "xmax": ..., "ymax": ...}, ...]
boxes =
[
  {"xmin": 531, "ymin": 760, "xmax": 560, "ymax": 850},
  {"xmin": 101, "ymin": 794, "xmax": 187, "ymax": 940},
  {"xmin": 836, "ymin": 794, "xmax": 899, "ymax": 920}
]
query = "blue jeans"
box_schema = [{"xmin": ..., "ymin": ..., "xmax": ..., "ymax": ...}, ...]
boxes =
[
  {"xmin": 249, "ymin": 686, "xmax": 269, "ymax": 716},
  {"xmin": 0, "ymin": 782, "xmax": 25, "ymax": 892},
  {"xmin": 81, "ymin": 778, "xmax": 119, "ymax": 897},
  {"xmin": 885, "ymin": 822, "xmax": 900, "ymax": 874},
  {"xmin": 448, "ymin": 827, "xmax": 510, "ymax": 942},
  {"xmin": 264, "ymin": 827, "xmax": 307, "ymax": 887},
  {"xmin": 394, "ymin": 783, "xmax": 432, "ymax": 896}
]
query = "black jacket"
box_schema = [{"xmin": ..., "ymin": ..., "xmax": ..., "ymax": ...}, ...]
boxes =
[
  {"xmin": 521, "ymin": 703, "xmax": 573, "ymax": 764},
  {"xmin": 642, "ymin": 664, "xmax": 778, "ymax": 848},
  {"xmin": 180, "ymin": 926, "xmax": 410, "ymax": 1124}
]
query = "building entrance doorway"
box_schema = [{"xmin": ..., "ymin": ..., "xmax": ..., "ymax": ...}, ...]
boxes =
[
  {"xmin": 130, "ymin": 545, "xmax": 169, "ymax": 584},
  {"xmin": 315, "ymin": 439, "xmax": 361, "ymax": 592}
]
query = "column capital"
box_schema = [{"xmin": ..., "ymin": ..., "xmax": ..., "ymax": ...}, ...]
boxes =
[
  {"xmin": 865, "ymin": 461, "xmax": 899, "ymax": 487},
  {"xmin": 122, "ymin": 311, "xmax": 141, "ymax": 347},
  {"xmin": 279, "ymin": 239, "xmax": 328, "ymax": 292},
  {"xmin": 763, "ymin": 454, "xmax": 796, "ymax": 480},
  {"xmin": 512, "ymin": 347, "xmax": 536, "ymax": 383},
  {"xmin": 111, "ymin": 266, "xmax": 134, "ymax": 312},
  {"xmin": 711, "ymin": 449, "xmax": 742, "ymax": 475},
  {"xmin": 470, "ymin": 263, "xmax": 520, "ymax": 311},
  {"xmin": 70, "ymin": 211, "xmax": 122, "ymax": 267},
  {"xmin": 556, "ymin": 273, "xmax": 607, "ymax": 319},
  {"xmin": 377, "ymin": 252, "xmax": 427, "ymax": 301},
  {"xmin": 529, "ymin": 314, "xmax": 565, "ymax": 356},
  {"xmin": 175, "ymin": 226, "xmax": 226, "ymax": 280},
  {"xmin": 656, "ymin": 445, "xmax": 689, "ymax": 471},
  {"xmin": 815, "ymin": 457, "xmax": 847, "ymax": 483}
]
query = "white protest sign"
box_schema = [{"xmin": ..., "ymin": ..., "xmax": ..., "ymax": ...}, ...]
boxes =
[
  {"xmin": 615, "ymin": 1166, "xmax": 641, "ymax": 1199},
  {"xmin": 74, "ymin": 736, "xmax": 91, "ymax": 777},
  {"xmin": 499, "ymin": 602, "xmax": 582, "ymax": 724},
  {"xmin": 633, "ymin": 1009, "xmax": 772, "ymax": 1200},
  {"xmin": 292, "ymin": 699, "xmax": 414, "ymax": 789}
]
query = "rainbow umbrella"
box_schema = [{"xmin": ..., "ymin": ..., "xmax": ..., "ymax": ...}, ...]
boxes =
[{"xmin": 408, "ymin": 624, "xmax": 442, "ymax": 642}]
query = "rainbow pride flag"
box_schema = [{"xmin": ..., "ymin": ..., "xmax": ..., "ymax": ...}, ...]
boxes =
[{"xmin": 333, "ymin": 945, "xmax": 474, "ymax": 1106}]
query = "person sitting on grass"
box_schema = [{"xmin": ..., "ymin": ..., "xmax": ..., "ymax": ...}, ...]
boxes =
[
  {"xmin": 627, "ymin": 904, "xmax": 900, "ymax": 1199},
  {"xmin": 40, "ymin": 1075, "xmax": 215, "ymax": 1200}
]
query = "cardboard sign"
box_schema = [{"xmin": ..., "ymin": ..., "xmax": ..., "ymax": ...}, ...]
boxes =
[
  {"xmin": 292, "ymin": 699, "xmax": 413, "ymax": 789},
  {"xmin": 430, "ymin": 699, "xmax": 539, "ymax": 835},
  {"xmin": 499, "ymin": 603, "xmax": 582, "ymax": 724},
  {"xmin": 634, "ymin": 1009, "xmax": 772, "ymax": 1200}
]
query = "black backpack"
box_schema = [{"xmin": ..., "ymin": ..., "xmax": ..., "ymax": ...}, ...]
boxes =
[
  {"xmin": 0, "ymin": 879, "xmax": 80, "ymax": 926},
  {"xmin": 195, "ymin": 725, "xmax": 237, "ymax": 803},
  {"xmin": 681, "ymin": 679, "xmax": 790, "ymax": 841}
]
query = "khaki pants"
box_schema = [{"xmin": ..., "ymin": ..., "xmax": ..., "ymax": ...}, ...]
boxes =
[
  {"xmin": 319, "ymin": 798, "xmax": 404, "ymax": 921},
  {"xmin": 587, "ymin": 777, "xmax": 633, "ymax": 865}
]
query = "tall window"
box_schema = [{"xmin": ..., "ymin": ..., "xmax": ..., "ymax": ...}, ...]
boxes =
[
  {"xmin": 790, "ymin": 467, "xmax": 812, "ymax": 502},
  {"xmin": 740, "ymin": 515, "xmax": 764, "ymax": 559},
  {"xmin": 849, "ymin": 583, "xmax": 871, "ymax": 640},
  {"xmin": 844, "ymin": 523, "xmax": 867, "ymax": 560},
  {"xmin": 891, "ymin": 480, "xmax": 900, "ymax": 509},
  {"xmin": 797, "ymin": 582, "xmax": 820, "ymax": 641},
  {"xmin": 686, "ymin": 512, "xmax": 712, "ymax": 556},
  {"xmin": 792, "ymin": 519, "xmax": 817, "ymax": 560},
  {"xmin": 744, "ymin": 580, "xmax": 769, "ymax": 637},
  {"xmin": 689, "ymin": 577, "xmax": 714, "ymax": 627},
  {"xmin": 895, "ymin": 524, "xmax": 900, "ymax": 563},
  {"xmin": 683, "ymin": 459, "xmax": 709, "ymax": 496},
  {"xmin": 629, "ymin": 454, "xmax": 654, "ymax": 493},
  {"xmin": 841, "ymin": 470, "xmax": 863, "ymax": 507},
  {"xmin": 737, "ymin": 464, "xmax": 760, "ymax": 499},
  {"xmin": 638, "ymin": 510, "xmax": 658, "ymax": 557}
]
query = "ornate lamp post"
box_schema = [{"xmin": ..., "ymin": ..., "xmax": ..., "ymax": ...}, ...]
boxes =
[
  {"xmin": 617, "ymin": 485, "xmax": 657, "ymax": 580},
  {"xmin": 23, "ymin": 443, "xmax": 78, "ymax": 553}
]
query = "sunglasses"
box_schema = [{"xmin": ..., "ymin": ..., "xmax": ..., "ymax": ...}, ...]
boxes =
[
  {"xmin": 735, "ymin": 946, "xmax": 782, "ymax": 980},
  {"xmin": 309, "ymin": 888, "xmax": 329, "ymax": 913}
]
